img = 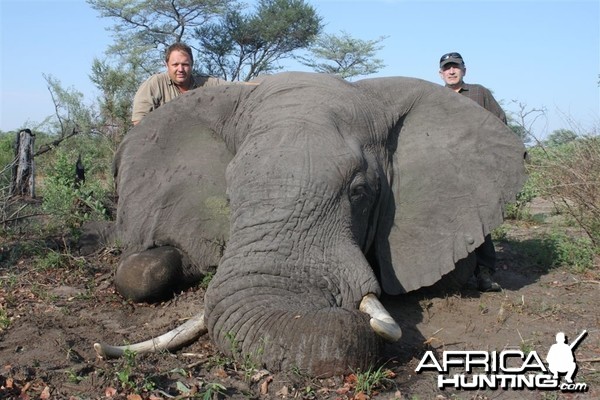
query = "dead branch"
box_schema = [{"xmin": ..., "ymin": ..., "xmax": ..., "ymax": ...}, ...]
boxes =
[{"xmin": 34, "ymin": 127, "xmax": 81, "ymax": 157}]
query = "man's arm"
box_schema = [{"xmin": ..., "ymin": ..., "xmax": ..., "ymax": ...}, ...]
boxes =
[
  {"xmin": 131, "ymin": 76, "xmax": 160, "ymax": 125},
  {"xmin": 482, "ymin": 88, "xmax": 507, "ymax": 124}
]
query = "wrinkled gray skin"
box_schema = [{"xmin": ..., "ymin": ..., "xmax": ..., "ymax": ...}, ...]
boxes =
[{"xmin": 108, "ymin": 72, "xmax": 526, "ymax": 376}]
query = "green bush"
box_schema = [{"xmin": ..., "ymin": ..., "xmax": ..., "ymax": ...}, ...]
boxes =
[
  {"xmin": 543, "ymin": 232, "xmax": 596, "ymax": 273},
  {"xmin": 505, "ymin": 171, "xmax": 541, "ymax": 220},
  {"xmin": 41, "ymin": 148, "xmax": 110, "ymax": 231},
  {"xmin": 0, "ymin": 133, "xmax": 16, "ymax": 198}
]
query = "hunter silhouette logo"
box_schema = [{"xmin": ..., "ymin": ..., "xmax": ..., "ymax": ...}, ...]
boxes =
[
  {"xmin": 415, "ymin": 330, "xmax": 589, "ymax": 392},
  {"xmin": 546, "ymin": 330, "xmax": 587, "ymax": 384}
]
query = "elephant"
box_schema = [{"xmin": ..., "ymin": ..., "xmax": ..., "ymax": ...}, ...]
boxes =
[{"xmin": 93, "ymin": 72, "xmax": 527, "ymax": 376}]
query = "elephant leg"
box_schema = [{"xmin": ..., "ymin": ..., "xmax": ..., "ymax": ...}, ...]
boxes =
[
  {"xmin": 115, "ymin": 246, "xmax": 184, "ymax": 303},
  {"xmin": 424, "ymin": 252, "xmax": 477, "ymax": 294}
]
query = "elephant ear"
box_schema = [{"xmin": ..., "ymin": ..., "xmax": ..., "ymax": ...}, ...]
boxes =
[
  {"xmin": 113, "ymin": 84, "xmax": 252, "ymax": 271},
  {"xmin": 356, "ymin": 77, "xmax": 527, "ymax": 294}
]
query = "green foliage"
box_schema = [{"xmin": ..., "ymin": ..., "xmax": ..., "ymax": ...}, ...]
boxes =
[
  {"xmin": 116, "ymin": 348, "xmax": 137, "ymax": 390},
  {"xmin": 66, "ymin": 368, "xmax": 85, "ymax": 384},
  {"xmin": 504, "ymin": 171, "xmax": 540, "ymax": 220},
  {"xmin": 40, "ymin": 148, "xmax": 110, "ymax": 231},
  {"xmin": 196, "ymin": 0, "xmax": 323, "ymax": 81},
  {"xmin": 0, "ymin": 132, "xmax": 15, "ymax": 171},
  {"xmin": 297, "ymin": 31, "xmax": 387, "ymax": 79},
  {"xmin": 0, "ymin": 307, "xmax": 10, "ymax": 330},
  {"xmin": 88, "ymin": 0, "xmax": 235, "ymax": 73},
  {"xmin": 352, "ymin": 365, "xmax": 394, "ymax": 396},
  {"xmin": 43, "ymin": 75, "xmax": 95, "ymax": 137},
  {"xmin": 200, "ymin": 382, "xmax": 227, "ymax": 399},
  {"xmin": 113, "ymin": 348, "xmax": 156, "ymax": 393},
  {"xmin": 35, "ymin": 250, "xmax": 69, "ymax": 271},
  {"xmin": 200, "ymin": 271, "xmax": 214, "ymax": 289},
  {"xmin": 223, "ymin": 331, "xmax": 266, "ymax": 381},
  {"xmin": 542, "ymin": 232, "xmax": 596, "ymax": 273},
  {"xmin": 491, "ymin": 224, "xmax": 510, "ymax": 241},
  {"xmin": 545, "ymin": 129, "xmax": 578, "ymax": 146},
  {"xmin": 34, "ymin": 249, "xmax": 85, "ymax": 272},
  {"xmin": 90, "ymin": 58, "xmax": 139, "ymax": 142},
  {"xmin": 0, "ymin": 133, "xmax": 15, "ymax": 204},
  {"xmin": 504, "ymin": 231, "xmax": 596, "ymax": 274}
]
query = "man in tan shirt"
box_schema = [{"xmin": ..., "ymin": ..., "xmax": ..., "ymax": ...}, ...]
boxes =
[{"xmin": 131, "ymin": 42, "xmax": 227, "ymax": 125}]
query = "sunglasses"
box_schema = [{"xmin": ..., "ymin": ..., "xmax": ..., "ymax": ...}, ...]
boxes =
[{"xmin": 440, "ymin": 52, "xmax": 463, "ymax": 63}]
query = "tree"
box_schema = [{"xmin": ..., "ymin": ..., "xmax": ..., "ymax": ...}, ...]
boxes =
[
  {"xmin": 507, "ymin": 100, "xmax": 547, "ymax": 146},
  {"xmin": 194, "ymin": 0, "xmax": 322, "ymax": 81},
  {"xmin": 87, "ymin": 0, "xmax": 235, "ymax": 73},
  {"xmin": 546, "ymin": 129, "xmax": 578, "ymax": 146},
  {"xmin": 296, "ymin": 31, "xmax": 387, "ymax": 80},
  {"xmin": 90, "ymin": 58, "xmax": 141, "ymax": 143},
  {"xmin": 43, "ymin": 75, "xmax": 96, "ymax": 138}
]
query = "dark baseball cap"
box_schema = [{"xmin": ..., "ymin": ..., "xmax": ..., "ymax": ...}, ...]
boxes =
[{"xmin": 440, "ymin": 52, "xmax": 464, "ymax": 68}]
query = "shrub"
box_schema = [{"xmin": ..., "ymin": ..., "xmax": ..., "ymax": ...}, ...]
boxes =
[
  {"xmin": 525, "ymin": 136, "xmax": 600, "ymax": 246},
  {"xmin": 543, "ymin": 232, "xmax": 596, "ymax": 273},
  {"xmin": 40, "ymin": 148, "xmax": 110, "ymax": 231}
]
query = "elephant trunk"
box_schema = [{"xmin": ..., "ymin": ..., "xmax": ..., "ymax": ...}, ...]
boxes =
[
  {"xmin": 205, "ymin": 254, "xmax": 401, "ymax": 376},
  {"xmin": 91, "ymin": 294, "xmax": 399, "ymax": 376}
]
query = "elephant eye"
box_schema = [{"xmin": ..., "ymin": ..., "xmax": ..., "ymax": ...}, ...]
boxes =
[{"xmin": 348, "ymin": 176, "xmax": 370, "ymax": 202}]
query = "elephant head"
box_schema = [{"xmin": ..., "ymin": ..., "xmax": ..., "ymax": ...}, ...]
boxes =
[{"xmin": 95, "ymin": 72, "xmax": 526, "ymax": 376}]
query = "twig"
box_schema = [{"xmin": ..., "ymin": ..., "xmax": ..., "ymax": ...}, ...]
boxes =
[
  {"xmin": 1, "ymin": 212, "xmax": 48, "ymax": 224},
  {"xmin": 34, "ymin": 127, "xmax": 81, "ymax": 157},
  {"xmin": 557, "ymin": 280, "xmax": 600, "ymax": 288}
]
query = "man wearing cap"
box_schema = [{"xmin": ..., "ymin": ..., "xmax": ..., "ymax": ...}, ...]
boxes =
[
  {"xmin": 439, "ymin": 52, "xmax": 506, "ymax": 123},
  {"xmin": 439, "ymin": 52, "xmax": 506, "ymax": 292}
]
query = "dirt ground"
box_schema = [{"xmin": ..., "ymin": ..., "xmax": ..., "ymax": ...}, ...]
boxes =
[{"xmin": 0, "ymin": 198, "xmax": 598, "ymax": 400}]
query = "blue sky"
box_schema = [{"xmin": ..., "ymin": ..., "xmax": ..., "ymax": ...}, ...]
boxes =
[{"xmin": 1, "ymin": 0, "xmax": 598, "ymax": 139}]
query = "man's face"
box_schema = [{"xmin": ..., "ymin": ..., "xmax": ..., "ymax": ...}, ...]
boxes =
[
  {"xmin": 439, "ymin": 63, "xmax": 466, "ymax": 87},
  {"xmin": 166, "ymin": 50, "xmax": 193, "ymax": 87}
]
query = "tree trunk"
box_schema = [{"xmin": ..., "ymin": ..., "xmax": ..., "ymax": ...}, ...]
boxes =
[{"xmin": 10, "ymin": 129, "xmax": 36, "ymax": 198}]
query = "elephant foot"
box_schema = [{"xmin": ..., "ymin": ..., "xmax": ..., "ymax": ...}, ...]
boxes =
[{"xmin": 115, "ymin": 246, "xmax": 184, "ymax": 303}]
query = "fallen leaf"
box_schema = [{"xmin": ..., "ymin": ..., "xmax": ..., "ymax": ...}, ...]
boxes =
[
  {"xmin": 260, "ymin": 376, "xmax": 273, "ymax": 394},
  {"xmin": 336, "ymin": 387, "xmax": 350, "ymax": 395},
  {"xmin": 353, "ymin": 391, "xmax": 369, "ymax": 400},
  {"xmin": 40, "ymin": 386, "xmax": 51, "ymax": 399},
  {"xmin": 251, "ymin": 369, "xmax": 271, "ymax": 382},
  {"xmin": 127, "ymin": 394, "xmax": 143, "ymax": 400},
  {"xmin": 213, "ymin": 367, "xmax": 228, "ymax": 379},
  {"xmin": 21, "ymin": 381, "xmax": 32, "ymax": 393},
  {"xmin": 276, "ymin": 386, "xmax": 289, "ymax": 397},
  {"xmin": 105, "ymin": 386, "xmax": 117, "ymax": 397}
]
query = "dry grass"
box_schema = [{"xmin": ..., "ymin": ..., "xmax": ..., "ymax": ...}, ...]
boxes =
[{"xmin": 529, "ymin": 136, "xmax": 600, "ymax": 246}]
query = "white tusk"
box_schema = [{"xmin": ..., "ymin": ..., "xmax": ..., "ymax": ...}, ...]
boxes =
[
  {"xmin": 359, "ymin": 294, "xmax": 402, "ymax": 342},
  {"xmin": 94, "ymin": 312, "xmax": 207, "ymax": 358}
]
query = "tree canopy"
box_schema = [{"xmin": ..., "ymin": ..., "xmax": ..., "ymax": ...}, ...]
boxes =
[
  {"xmin": 88, "ymin": 0, "xmax": 323, "ymax": 81},
  {"xmin": 296, "ymin": 31, "xmax": 387, "ymax": 80},
  {"xmin": 195, "ymin": 0, "xmax": 323, "ymax": 81},
  {"xmin": 87, "ymin": 0, "xmax": 235, "ymax": 74}
]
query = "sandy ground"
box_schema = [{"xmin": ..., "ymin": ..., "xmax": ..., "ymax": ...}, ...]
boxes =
[{"xmin": 1, "ymin": 198, "xmax": 598, "ymax": 399}]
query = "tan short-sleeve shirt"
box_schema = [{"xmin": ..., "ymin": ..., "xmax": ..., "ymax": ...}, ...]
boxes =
[{"xmin": 131, "ymin": 72, "xmax": 228, "ymax": 123}]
